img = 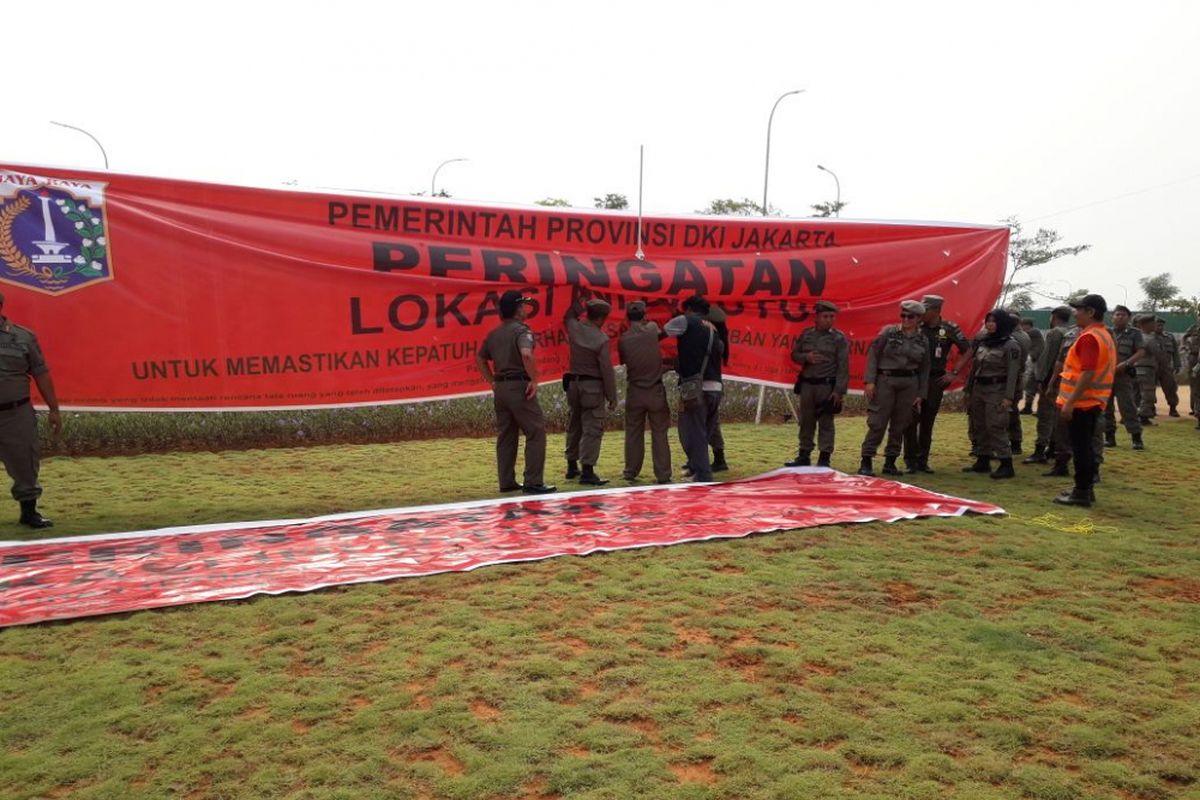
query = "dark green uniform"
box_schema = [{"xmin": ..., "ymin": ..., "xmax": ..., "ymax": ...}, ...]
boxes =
[
  {"xmin": 564, "ymin": 313, "xmax": 617, "ymax": 469},
  {"xmin": 969, "ymin": 337, "xmax": 1023, "ymax": 459},
  {"xmin": 619, "ymin": 319, "xmax": 671, "ymax": 483},
  {"xmin": 1023, "ymin": 326, "xmax": 1046, "ymax": 408},
  {"xmin": 861, "ymin": 322, "xmax": 930, "ymax": 468},
  {"xmin": 1008, "ymin": 325, "xmax": 1032, "ymax": 451},
  {"xmin": 480, "ymin": 319, "xmax": 547, "ymax": 490},
  {"xmin": 1105, "ymin": 325, "xmax": 1144, "ymax": 439},
  {"xmin": 902, "ymin": 316, "xmax": 970, "ymax": 470},
  {"xmin": 1186, "ymin": 322, "xmax": 1200, "ymax": 419},
  {"xmin": 1032, "ymin": 323, "xmax": 1068, "ymax": 455},
  {"xmin": 790, "ymin": 324, "xmax": 850, "ymax": 462},
  {"xmin": 0, "ymin": 318, "xmax": 49, "ymax": 504},
  {"xmin": 1135, "ymin": 322, "xmax": 1161, "ymax": 419},
  {"xmin": 1154, "ymin": 329, "xmax": 1180, "ymax": 414}
]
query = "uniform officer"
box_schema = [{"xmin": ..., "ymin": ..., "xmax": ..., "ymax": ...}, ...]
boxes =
[
  {"xmin": 1134, "ymin": 314, "xmax": 1162, "ymax": 423},
  {"xmin": 0, "ymin": 294, "xmax": 61, "ymax": 528},
  {"xmin": 1185, "ymin": 315, "xmax": 1200, "ymax": 419},
  {"xmin": 1007, "ymin": 312, "xmax": 1032, "ymax": 454},
  {"xmin": 786, "ymin": 300, "xmax": 849, "ymax": 468},
  {"xmin": 1104, "ymin": 305, "xmax": 1145, "ymax": 448},
  {"xmin": 902, "ymin": 294, "xmax": 971, "ymax": 473},
  {"xmin": 702, "ymin": 303, "xmax": 731, "ymax": 473},
  {"xmin": 859, "ymin": 300, "xmax": 930, "ymax": 477},
  {"xmin": 618, "ymin": 300, "xmax": 672, "ymax": 483},
  {"xmin": 1153, "ymin": 317, "xmax": 1181, "ymax": 417},
  {"xmin": 475, "ymin": 290, "xmax": 556, "ymax": 494},
  {"xmin": 1024, "ymin": 305, "xmax": 1073, "ymax": 464},
  {"xmin": 563, "ymin": 293, "xmax": 618, "ymax": 485},
  {"xmin": 1020, "ymin": 318, "xmax": 1045, "ymax": 414},
  {"xmin": 962, "ymin": 310, "xmax": 1023, "ymax": 479},
  {"xmin": 665, "ymin": 296, "xmax": 724, "ymax": 482}
]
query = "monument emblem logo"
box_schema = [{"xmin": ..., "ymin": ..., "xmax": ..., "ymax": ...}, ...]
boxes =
[{"xmin": 0, "ymin": 170, "xmax": 114, "ymax": 295}]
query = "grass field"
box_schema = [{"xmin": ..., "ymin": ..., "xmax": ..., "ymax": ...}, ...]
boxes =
[{"xmin": 1, "ymin": 413, "xmax": 1198, "ymax": 800}]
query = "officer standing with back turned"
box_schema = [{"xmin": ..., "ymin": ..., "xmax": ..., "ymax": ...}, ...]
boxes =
[{"xmin": 562, "ymin": 289, "xmax": 618, "ymax": 485}]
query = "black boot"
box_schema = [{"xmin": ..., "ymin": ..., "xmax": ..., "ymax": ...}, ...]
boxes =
[
  {"xmin": 1141, "ymin": 417, "xmax": 1155, "ymax": 426},
  {"xmin": 1010, "ymin": 440, "xmax": 1023, "ymax": 455},
  {"xmin": 917, "ymin": 460, "xmax": 935, "ymax": 474},
  {"xmin": 1104, "ymin": 432, "xmax": 1117, "ymax": 448},
  {"xmin": 711, "ymin": 449, "xmax": 729, "ymax": 472},
  {"xmin": 1169, "ymin": 406, "xmax": 1180, "ymax": 417},
  {"xmin": 990, "ymin": 458, "xmax": 1016, "ymax": 479},
  {"xmin": 784, "ymin": 451, "xmax": 811, "ymax": 467},
  {"xmin": 1131, "ymin": 433, "xmax": 1145, "ymax": 451},
  {"xmin": 816, "ymin": 451, "xmax": 832, "ymax": 468},
  {"xmin": 18, "ymin": 500, "xmax": 52, "ymax": 529},
  {"xmin": 1022, "ymin": 444, "xmax": 1048, "ymax": 464},
  {"xmin": 962, "ymin": 456, "xmax": 991, "ymax": 473},
  {"xmin": 881, "ymin": 456, "xmax": 902, "ymax": 476},
  {"xmin": 565, "ymin": 460, "xmax": 580, "ymax": 480},
  {"xmin": 857, "ymin": 457, "xmax": 874, "ymax": 476},
  {"xmin": 1020, "ymin": 399, "xmax": 1034, "ymax": 415},
  {"xmin": 1054, "ymin": 487, "xmax": 1093, "ymax": 507},
  {"xmin": 579, "ymin": 465, "xmax": 609, "ymax": 486},
  {"xmin": 1042, "ymin": 459, "xmax": 1070, "ymax": 477}
]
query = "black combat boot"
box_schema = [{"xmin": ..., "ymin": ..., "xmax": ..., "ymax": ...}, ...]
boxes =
[
  {"xmin": 1054, "ymin": 487, "xmax": 1093, "ymax": 507},
  {"xmin": 816, "ymin": 452, "xmax": 832, "ymax": 468},
  {"xmin": 1042, "ymin": 459, "xmax": 1070, "ymax": 477},
  {"xmin": 1010, "ymin": 440, "xmax": 1023, "ymax": 455},
  {"xmin": 1020, "ymin": 398, "xmax": 1034, "ymax": 415},
  {"xmin": 990, "ymin": 458, "xmax": 1016, "ymax": 479},
  {"xmin": 962, "ymin": 456, "xmax": 991, "ymax": 473},
  {"xmin": 579, "ymin": 465, "xmax": 609, "ymax": 486},
  {"xmin": 881, "ymin": 456, "xmax": 902, "ymax": 476},
  {"xmin": 1131, "ymin": 433, "xmax": 1145, "ymax": 450},
  {"xmin": 1022, "ymin": 444, "xmax": 1048, "ymax": 464},
  {"xmin": 917, "ymin": 459, "xmax": 935, "ymax": 474},
  {"xmin": 1169, "ymin": 406, "xmax": 1180, "ymax": 417},
  {"xmin": 711, "ymin": 449, "xmax": 729, "ymax": 472},
  {"xmin": 18, "ymin": 500, "xmax": 52, "ymax": 529},
  {"xmin": 565, "ymin": 460, "xmax": 580, "ymax": 479},
  {"xmin": 857, "ymin": 457, "xmax": 874, "ymax": 476},
  {"xmin": 1104, "ymin": 432, "xmax": 1118, "ymax": 448},
  {"xmin": 784, "ymin": 451, "xmax": 811, "ymax": 467}
]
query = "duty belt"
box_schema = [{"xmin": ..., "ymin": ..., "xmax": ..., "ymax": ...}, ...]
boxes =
[
  {"xmin": 800, "ymin": 376, "xmax": 837, "ymax": 385},
  {"xmin": 973, "ymin": 375, "xmax": 1006, "ymax": 386},
  {"xmin": 879, "ymin": 369, "xmax": 917, "ymax": 377},
  {"xmin": 0, "ymin": 397, "xmax": 30, "ymax": 411},
  {"xmin": 563, "ymin": 373, "xmax": 600, "ymax": 382},
  {"xmin": 494, "ymin": 374, "xmax": 530, "ymax": 382}
]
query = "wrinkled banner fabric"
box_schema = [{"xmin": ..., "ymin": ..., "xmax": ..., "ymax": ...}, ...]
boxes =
[
  {"xmin": 0, "ymin": 163, "xmax": 1009, "ymax": 410},
  {"xmin": 0, "ymin": 469, "xmax": 1003, "ymax": 627}
]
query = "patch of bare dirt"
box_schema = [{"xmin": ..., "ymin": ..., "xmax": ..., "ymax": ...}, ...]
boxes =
[
  {"xmin": 1134, "ymin": 577, "xmax": 1200, "ymax": 603},
  {"xmin": 470, "ymin": 700, "xmax": 501, "ymax": 721},
  {"xmin": 668, "ymin": 761, "xmax": 718, "ymax": 785}
]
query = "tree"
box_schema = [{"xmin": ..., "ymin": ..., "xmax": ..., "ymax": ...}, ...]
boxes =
[
  {"xmin": 698, "ymin": 197, "xmax": 779, "ymax": 216},
  {"xmin": 1137, "ymin": 272, "xmax": 1180, "ymax": 312},
  {"xmin": 594, "ymin": 193, "xmax": 628, "ymax": 210},
  {"xmin": 1007, "ymin": 289, "xmax": 1035, "ymax": 313},
  {"xmin": 999, "ymin": 217, "xmax": 1090, "ymax": 308},
  {"xmin": 1165, "ymin": 295, "xmax": 1200, "ymax": 317},
  {"xmin": 810, "ymin": 200, "xmax": 847, "ymax": 218},
  {"xmin": 535, "ymin": 197, "xmax": 571, "ymax": 207}
]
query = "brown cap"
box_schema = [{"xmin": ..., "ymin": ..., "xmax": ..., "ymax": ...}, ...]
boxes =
[
  {"xmin": 585, "ymin": 298, "xmax": 612, "ymax": 314},
  {"xmin": 814, "ymin": 300, "xmax": 839, "ymax": 313},
  {"xmin": 900, "ymin": 299, "xmax": 926, "ymax": 316},
  {"xmin": 705, "ymin": 304, "xmax": 727, "ymax": 324},
  {"xmin": 626, "ymin": 300, "xmax": 646, "ymax": 315},
  {"xmin": 920, "ymin": 294, "xmax": 944, "ymax": 310}
]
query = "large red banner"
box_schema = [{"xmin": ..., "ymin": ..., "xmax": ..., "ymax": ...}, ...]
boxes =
[
  {"xmin": 0, "ymin": 469, "xmax": 1003, "ymax": 628},
  {"xmin": 0, "ymin": 163, "xmax": 1008, "ymax": 410}
]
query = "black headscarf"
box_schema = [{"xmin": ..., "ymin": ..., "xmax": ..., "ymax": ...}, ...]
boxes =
[{"xmin": 982, "ymin": 308, "xmax": 1016, "ymax": 347}]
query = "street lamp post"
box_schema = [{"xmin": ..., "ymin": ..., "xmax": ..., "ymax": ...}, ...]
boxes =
[
  {"xmin": 431, "ymin": 158, "xmax": 468, "ymax": 197},
  {"xmin": 817, "ymin": 164, "xmax": 840, "ymax": 216},
  {"xmin": 49, "ymin": 121, "xmax": 108, "ymax": 169},
  {"xmin": 762, "ymin": 89, "xmax": 805, "ymax": 216}
]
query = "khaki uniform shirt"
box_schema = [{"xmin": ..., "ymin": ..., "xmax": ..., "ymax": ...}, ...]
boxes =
[
  {"xmin": 1037, "ymin": 326, "xmax": 1067, "ymax": 386},
  {"xmin": 865, "ymin": 325, "xmax": 930, "ymax": 398},
  {"xmin": 618, "ymin": 321, "xmax": 665, "ymax": 389},
  {"xmin": 0, "ymin": 317, "xmax": 48, "ymax": 404},
  {"xmin": 1155, "ymin": 332, "xmax": 1180, "ymax": 371},
  {"xmin": 790, "ymin": 327, "xmax": 850, "ymax": 394},
  {"xmin": 1110, "ymin": 326, "xmax": 1143, "ymax": 364},
  {"xmin": 566, "ymin": 317, "xmax": 617, "ymax": 403},
  {"xmin": 480, "ymin": 319, "xmax": 535, "ymax": 379},
  {"xmin": 1137, "ymin": 331, "xmax": 1160, "ymax": 368},
  {"xmin": 973, "ymin": 337, "xmax": 1023, "ymax": 398}
]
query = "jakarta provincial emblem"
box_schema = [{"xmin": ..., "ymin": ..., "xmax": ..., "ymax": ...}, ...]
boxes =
[{"xmin": 0, "ymin": 169, "xmax": 114, "ymax": 295}]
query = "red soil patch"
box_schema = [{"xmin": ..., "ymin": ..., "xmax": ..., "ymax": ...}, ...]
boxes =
[
  {"xmin": 669, "ymin": 761, "xmax": 718, "ymax": 785},
  {"xmin": 413, "ymin": 747, "xmax": 465, "ymax": 776},
  {"xmin": 290, "ymin": 719, "xmax": 312, "ymax": 734},
  {"xmin": 1134, "ymin": 577, "xmax": 1200, "ymax": 603},
  {"xmin": 470, "ymin": 700, "xmax": 501, "ymax": 721}
]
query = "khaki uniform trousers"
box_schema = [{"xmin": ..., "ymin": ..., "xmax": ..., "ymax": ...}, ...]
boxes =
[
  {"xmin": 623, "ymin": 383, "xmax": 671, "ymax": 482},
  {"xmin": 1105, "ymin": 373, "xmax": 1143, "ymax": 435},
  {"xmin": 861, "ymin": 375, "xmax": 918, "ymax": 459},
  {"xmin": 0, "ymin": 403, "xmax": 41, "ymax": 502},
  {"xmin": 565, "ymin": 379, "xmax": 606, "ymax": 466},
  {"xmin": 969, "ymin": 382, "xmax": 1012, "ymax": 459},
  {"xmin": 797, "ymin": 380, "xmax": 836, "ymax": 455},
  {"xmin": 493, "ymin": 381, "xmax": 546, "ymax": 488}
]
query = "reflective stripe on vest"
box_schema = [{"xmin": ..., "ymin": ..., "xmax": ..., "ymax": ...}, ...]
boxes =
[{"xmin": 1057, "ymin": 325, "xmax": 1116, "ymax": 409}]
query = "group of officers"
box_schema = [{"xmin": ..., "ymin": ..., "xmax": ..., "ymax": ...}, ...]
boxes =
[{"xmin": 478, "ymin": 287, "xmax": 1198, "ymax": 509}]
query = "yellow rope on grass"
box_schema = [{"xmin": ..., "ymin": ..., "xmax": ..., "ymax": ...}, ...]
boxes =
[{"xmin": 1021, "ymin": 513, "xmax": 1119, "ymax": 536}]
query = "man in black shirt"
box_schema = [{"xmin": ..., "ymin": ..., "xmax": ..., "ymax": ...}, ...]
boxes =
[{"xmin": 665, "ymin": 296, "xmax": 723, "ymax": 482}]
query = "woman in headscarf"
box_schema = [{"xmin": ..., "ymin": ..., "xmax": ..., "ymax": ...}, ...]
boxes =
[{"xmin": 962, "ymin": 309, "xmax": 1023, "ymax": 479}]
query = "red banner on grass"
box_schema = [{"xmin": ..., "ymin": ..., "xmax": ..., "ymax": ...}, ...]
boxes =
[
  {"xmin": 0, "ymin": 469, "xmax": 1003, "ymax": 628},
  {"xmin": 0, "ymin": 163, "xmax": 1008, "ymax": 410}
]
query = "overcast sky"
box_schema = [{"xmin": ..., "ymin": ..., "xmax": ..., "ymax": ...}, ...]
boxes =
[{"xmin": 6, "ymin": 0, "xmax": 1198, "ymax": 308}]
